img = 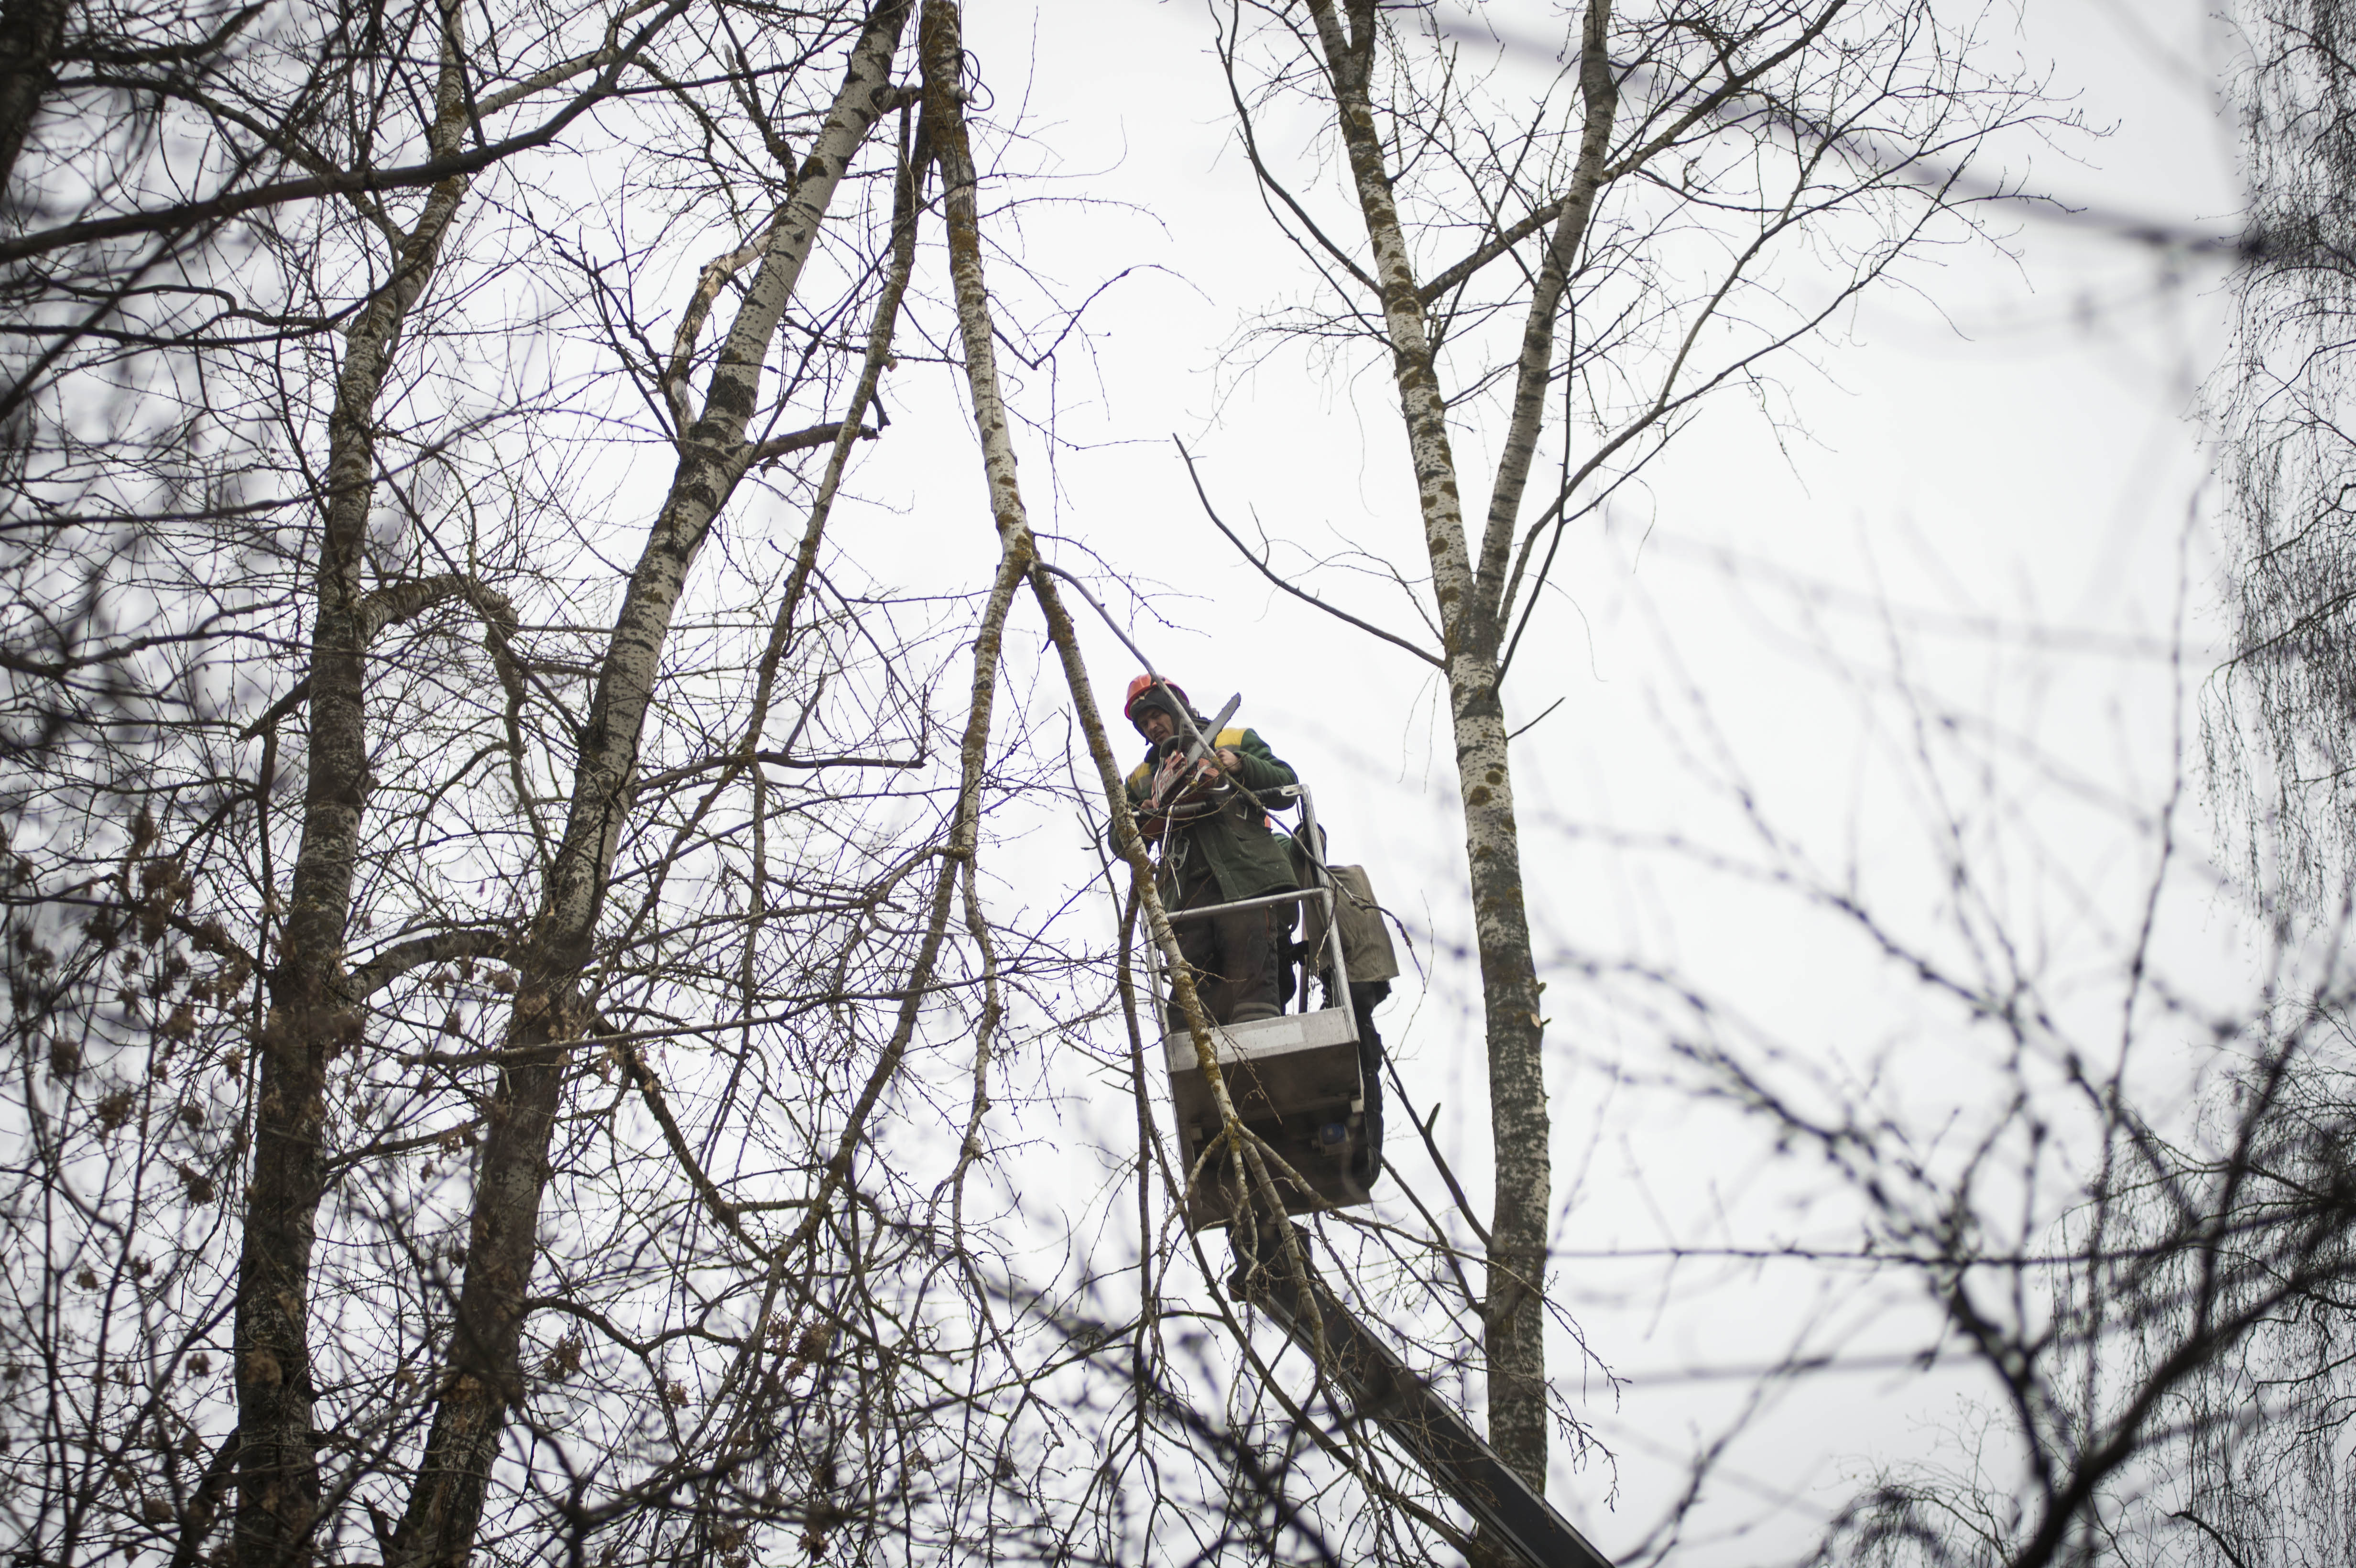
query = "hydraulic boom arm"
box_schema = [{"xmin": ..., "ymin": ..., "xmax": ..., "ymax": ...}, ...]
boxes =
[{"xmin": 1231, "ymin": 1231, "xmax": 1613, "ymax": 1568}]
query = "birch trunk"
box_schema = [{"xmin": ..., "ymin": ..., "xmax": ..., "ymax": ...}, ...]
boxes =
[
  {"xmin": 383, "ymin": 8, "xmax": 912, "ymax": 1565},
  {"xmin": 674, "ymin": 0, "xmax": 1029, "ymax": 1404},
  {"xmin": 916, "ymin": 0, "xmax": 1255, "ymax": 1190},
  {"xmin": 237, "ymin": 8, "xmax": 472, "ymax": 1563},
  {"xmin": 1302, "ymin": 0, "xmax": 1570, "ymax": 1494},
  {"xmin": 1469, "ymin": 0, "xmax": 1616, "ymax": 631}
]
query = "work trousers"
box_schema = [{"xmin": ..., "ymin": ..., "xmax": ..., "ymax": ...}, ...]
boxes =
[{"xmin": 1167, "ymin": 862, "xmax": 1288, "ymax": 1027}]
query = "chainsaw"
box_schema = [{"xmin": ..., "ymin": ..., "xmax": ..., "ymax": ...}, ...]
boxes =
[{"xmin": 1145, "ymin": 692, "xmax": 1241, "ymax": 824}]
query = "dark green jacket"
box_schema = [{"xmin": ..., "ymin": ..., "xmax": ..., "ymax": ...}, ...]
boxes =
[{"xmin": 1124, "ymin": 725, "xmax": 1299, "ymax": 900}]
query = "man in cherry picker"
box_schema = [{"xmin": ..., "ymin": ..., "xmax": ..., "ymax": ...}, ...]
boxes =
[{"xmin": 1120, "ymin": 674, "xmax": 1299, "ymax": 1026}]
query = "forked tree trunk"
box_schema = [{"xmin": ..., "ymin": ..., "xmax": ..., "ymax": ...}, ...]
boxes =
[
  {"xmin": 1299, "ymin": 0, "xmax": 1618, "ymax": 1496},
  {"xmin": 237, "ymin": 8, "xmax": 474, "ymax": 1563},
  {"xmin": 383, "ymin": 8, "xmax": 913, "ymax": 1565},
  {"xmin": 233, "ymin": 6, "xmax": 709, "ymax": 1560}
]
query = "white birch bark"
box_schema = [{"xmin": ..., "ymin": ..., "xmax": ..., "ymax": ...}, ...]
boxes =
[
  {"xmin": 706, "ymin": 0, "xmax": 1033, "ymax": 1339},
  {"xmin": 1470, "ymin": 0, "xmax": 1617, "ymax": 632},
  {"xmin": 1303, "ymin": 0, "xmax": 1565, "ymax": 1495},
  {"xmin": 383, "ymin": 7, "xmax": 914, "ymax": 1564},
  {"xmin": 914, "ymin": 0, "xmax": 1291, "ymax": 1244}
]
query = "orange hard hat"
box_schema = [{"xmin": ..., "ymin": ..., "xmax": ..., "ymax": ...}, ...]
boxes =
[{"xmin": 1122, "ymin": 674, "xmax": 1189, "ymax": 729}]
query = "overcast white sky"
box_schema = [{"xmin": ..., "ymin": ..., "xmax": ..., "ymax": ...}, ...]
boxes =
[{"xmin": 718, "ymin": 1, "xmax": 2254, "ymax": 1557}]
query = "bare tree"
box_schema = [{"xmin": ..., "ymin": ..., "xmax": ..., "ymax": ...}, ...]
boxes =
[
  {"xmin": 1203, "ymin": 0, "xmax": 2046, "ymax": 1502},
  {"xmin": 2207, "ymin": 0, "xmax": 2356, "ymax": 914},
  {"xmin": 0, "ymin": 2, "xmax": 1063, "ymax": 1564},
  {"xmin": 1732, "ymin": 781, "xmax": 2356, "ymax": 1568}
]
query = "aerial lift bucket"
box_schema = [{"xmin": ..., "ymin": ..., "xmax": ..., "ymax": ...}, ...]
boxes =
[{"xmin": 1146, "ymin": 786, "xmax": 1379, "ymax": 1229}]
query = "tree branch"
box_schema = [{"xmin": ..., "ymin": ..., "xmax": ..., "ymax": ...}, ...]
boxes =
[
  {"xmin": 745, "ymin": 420, "xmax": 875, "ymax": 469},
  {"xmin": 1173, "ymin": 438, "xmax": 1443, "ymax": 669},
  {"xmin": 349, "ymin": 927, "xmax": 511, "ymax": 1000},
  {"xmin": 633, "ymin": 747, "xmax": 926, "ymax": 795},
  {"xmin": 0, "ymin": 0, "xmax": 695, "ymax": 267}
]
